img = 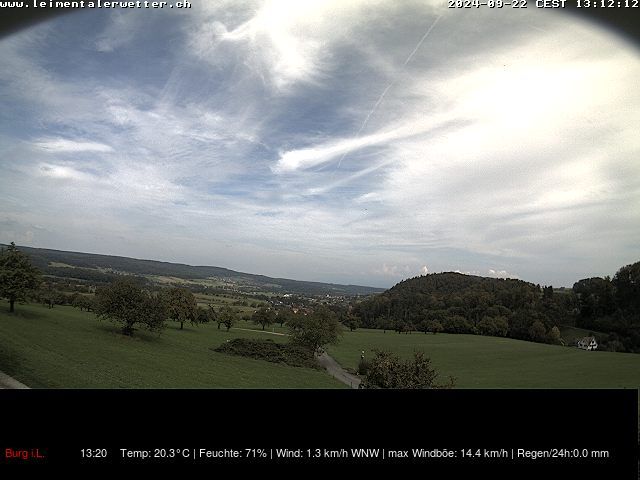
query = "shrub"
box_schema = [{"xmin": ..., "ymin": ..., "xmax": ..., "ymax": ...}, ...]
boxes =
[
  {"xmin": 214, "ymin": 338, "xmax": 319, "ymax": 369},
  {"xmin": 357, "ymin": 357, "xmax": 370, "ymax": 376},
  {"xmin": 360, "ymin": 350, "xmax": 455, "ymax": 389}
]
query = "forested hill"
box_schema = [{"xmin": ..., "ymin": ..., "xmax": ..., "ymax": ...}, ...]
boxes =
[
  {"xmin": 357, "ymin": 271, "xmax": 554, "ymax": 320},
  {"xmin": 353, "ymin": 267, "xmax": 640, "ymax": 353},
  {"xmin": 4, "ymin": 245, "xmax": 384, "ymax": 296},
  {"xmin": 389, "ymin": 272, "xmax": 538, "ymax": 297},
  {"xmin": 353, "ymin": 272, "xmax": 575, "ymax": 343}
]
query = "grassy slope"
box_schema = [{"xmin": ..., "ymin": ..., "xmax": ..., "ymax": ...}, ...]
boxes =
[
  {"xmin": 327, "ymin": 328, "xmax": 640, "ymax": 388},
  {"xmin": 0, "ymin": 303, "xmax": 343, "ymax": 388},
  {"xmin": 2, "ymin": 304, "xmax": 638, "ymax": 390}
]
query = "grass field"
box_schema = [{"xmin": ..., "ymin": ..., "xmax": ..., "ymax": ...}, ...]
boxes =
[
  {"xmin": 235, "ymin": 319, "xmax": 289, "ymax": 334},
  {"xmin": 2, "ymin": 304, "xmax": 638, "ymax": 390},
  {"xmin": 0, "ymin": 303, "xmax": 343, "ymax": 388},
  {"xmin": 327, "ymin": 329, "xmax": 640, "ymax": 388}
]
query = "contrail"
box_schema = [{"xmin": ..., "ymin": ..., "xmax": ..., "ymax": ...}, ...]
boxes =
[
  {"xmin": 357, "ymin": 82, "xmax": 395, "ymax": 138},
  {"xmin": 402, "ymin": 14, "xmax": 441, "ymax": 67},
  {"xmin": 335, "ymin": 14, "xmax": 442, "ymax": 171},
  {"xmin": 335, "ymin": 82, "xmax": 394, "ymax": 169}
]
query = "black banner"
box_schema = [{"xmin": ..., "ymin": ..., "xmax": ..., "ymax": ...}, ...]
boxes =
[{"xmin": 0, "ymin": 389, "xmax": 637, "ymax": 475}]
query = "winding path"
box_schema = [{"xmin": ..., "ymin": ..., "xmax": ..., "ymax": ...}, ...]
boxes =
[{"xmin": 316, "ymin": 352, "xmax": 361, "ymax": 389}]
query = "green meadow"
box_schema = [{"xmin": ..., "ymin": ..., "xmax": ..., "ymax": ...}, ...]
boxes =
[
  {"xmin": 327, "ymin": 328, "xmax": 640, "ymax": 389},
  {"xmin": 0, "ymin": 303, "xmax": 343, "ymax": 388},
  {"xmin": 1, "ymin": 304, "xmax": 638, "ymax": 390}
]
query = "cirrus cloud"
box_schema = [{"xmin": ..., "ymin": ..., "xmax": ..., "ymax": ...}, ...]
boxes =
[{"xmin": 0, "ymin": 3, "xmax": 638, "ymax": 289}]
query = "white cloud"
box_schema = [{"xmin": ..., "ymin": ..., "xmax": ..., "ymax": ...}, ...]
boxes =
[
  {"xmin": 185, "ymin": 0, "xmax": 430, "ymax": 92},
  {"xmin": 454, "ymin": 269, "xmax": 480, "ymax": 276},
  {"xmin": 273, "ymin": 128, "xmax": 397, "ymax": 173},
  {"xmin": 33, "ymin": 138, "xmax": 113, "ymax": 153},
  {"xmin": 343, "ymin": 18, "xmax": 640, "ymax": 265},
  {"xmin": 487, "ymin": 269, "xmax": 514, "ymax": 279},
  {"xmin": 375, "ymin": 263, "xmax": 410, "ymax": 277},
  {"xmin": 95, "ymin": 11, "xmax": 139, "ymax": 52},
  {"xmin": 38, "ymin": 164, "xmax": 94, "ymax": 181},
  {"xmin": 0, "ymin": 29, "xmax": 97, "ymax": 121},
  {"xmin": 186, "ymin": 0, "xmax": 333, "ymax": 90},
  {"xmin": 373, "ymin": 263, "xmax": 431, "ymax": 279}
]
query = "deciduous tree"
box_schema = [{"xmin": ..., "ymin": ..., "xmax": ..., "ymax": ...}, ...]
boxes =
[
  {"xmin": 95, "ymin": 278, "xmax": 166, "ymax": 336},
  {"xmin": 342, "ymin": 313, "xmax": 361, "ymax": 332},
  {"xmin": 219, "ymin": 305, "xmax": 236, "ymax": 332},
  {"xmin": 200, "ymin": 304, "xmax": 216, "ymax": 325},
  {"xmin": 424, "ymin": 319, "xmax": 444, "ymax": 335},
  {"xmin": 165, "ymin": 287, "xmax": 198, "ymax": 330},
  {"xmin": 276, "ymin": 308, "xmax": 293, "ymax": 327},
  {"xmin": 528, "ymin": 320, "xmax": 547, "ymax": 343},
  {"xmin": 547, "ymin": 325, "xmax": 561, "ymax": 344},
  {"xmin": 288, "ymin": 306, "xmax": 341, "ymax": 354},
  {"xmin": 252, "ymin": 306, "xmax": 276, "ymax": 330},
  {"xmin": 0, "ymin": 242, "xmax": 41, "ymax": 313},
  {"xmin": 612, "ymin": 262, "xmax": 640, "ymax": 316}
]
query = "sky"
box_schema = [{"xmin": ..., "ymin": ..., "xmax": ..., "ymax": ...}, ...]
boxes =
[{"xmin": 0, "ymin": 1, "xmax": 639, "ymax": 288}]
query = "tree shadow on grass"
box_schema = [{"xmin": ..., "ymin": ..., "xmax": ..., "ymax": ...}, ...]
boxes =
[
  {"xmin": 165, "ymin": 323, "xmax": 202, "ymax": 334},
  {"xmin": 0, "ymin": 345, "xmax": 22, "ymax": 377},
  {"xmin": 94, "ymin": 322, "xmax": 167, "ymax": 344},
  {"xmin": 1, "ymin": 304, "xmax": 48, "ymax": 321}
]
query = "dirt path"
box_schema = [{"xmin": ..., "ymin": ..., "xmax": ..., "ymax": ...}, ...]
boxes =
[
  {"xmin": 0, "ymin": 371, "xmax": 29, "ymax": 389},
  {"xmin": 316, "ymin": 352, "xmax": 361, "ymax": 389}
]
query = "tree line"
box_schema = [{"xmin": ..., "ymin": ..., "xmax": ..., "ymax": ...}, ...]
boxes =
[{"xmin": 571, "ymin": 262, "xmax": 640, "ymax": 352}]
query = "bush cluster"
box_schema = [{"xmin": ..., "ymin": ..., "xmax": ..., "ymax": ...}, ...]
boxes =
[{"xmin": 214, "ymin": 338, "xmax": 319, "ymax": 369}]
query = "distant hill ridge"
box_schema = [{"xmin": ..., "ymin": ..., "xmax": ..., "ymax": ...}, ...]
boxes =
[
  {"xmin": 388, "ymin": 271, "xmax": 537, "ymax": 294},
  {"xmin": 2, "ymin": 244, "xmax": 383, "ymax": 296}
]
